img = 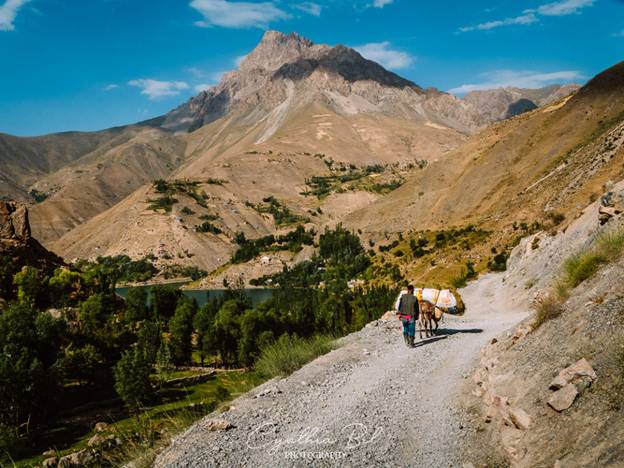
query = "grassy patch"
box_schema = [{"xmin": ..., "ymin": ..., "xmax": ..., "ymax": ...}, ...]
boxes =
[
  {"xmin": 195, "ymin": 222, "xmax": 223, "ymax": 235},
  {"xmin": 255, "ymin": 335, "xmax": 335, "ymax": 378},
  {"xmin": 558, "ymin": 228, "xmax": 624, "ymax": 295},
  {"xmin": 249, "ymin": 197, "xmax": 308, "ymax": 226},
  {"xmin": 533, "ymin": 294, "xmax": 564, "ymax": 329}
]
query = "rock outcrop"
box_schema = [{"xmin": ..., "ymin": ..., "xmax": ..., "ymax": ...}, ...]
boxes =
[{"xmin": 0, "ymin": 201, "xmax": 64, "ymax": 298}]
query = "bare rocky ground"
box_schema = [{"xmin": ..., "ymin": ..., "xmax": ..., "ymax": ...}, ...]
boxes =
[{"xmin": 154, "ymin": 277, "xmax": 526, "ymax": 468}]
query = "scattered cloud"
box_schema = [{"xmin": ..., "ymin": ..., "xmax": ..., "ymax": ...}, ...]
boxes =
[
  {"xmin": 190, "ymin": 0, "xmax": 291, "ymax": 29},
  {"xmin": 103, "ymin": 84, "xmax": 120, "ymax": 91},
  {"xmin": 448, "ymin": 69, "xmax": 584, "ymax": 94},
  {"xmin": 235, "ymin": 54, "xmax": 247, "ymax": 67},
  {"xmin": 612, "ymin": 29, "xmax": 624, "ymax": 37},
  {"xmin": 460, "ymin": 0, "xmax": 595, "ymax": 33},
  {"xmin": 372, "ymin": 0, "xmax": 393, "ymax": 8},
  {"xmin": 293, "ymin": 2, "xmax": 322, "ymax": 16},
  {"xmin": 128, "ymin": 79, "xmax": 189, "ymax": 100},
  {"xmin": 194, "ymin": 83, "xmax": 213, "ymax": 92},
  {"xmin": 354, "ymin": 41, "xmax": 414, "ymax": 69},
  {"xmin": 536, "ymin": 0, "xmax": 595, "ymax": 16},
  {"xmin": 0, "ymin": 0, "xmax": 30, "ymax": 31},
  {"xmin": 459, "ymin": 12, "xmax": 537, "ymax": 32}
]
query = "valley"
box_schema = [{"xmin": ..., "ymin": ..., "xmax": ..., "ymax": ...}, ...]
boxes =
[{"xmin": 0, "ymin": 27, "xmax": 623, "ymax": 468}]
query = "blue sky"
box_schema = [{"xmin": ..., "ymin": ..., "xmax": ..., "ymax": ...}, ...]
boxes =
[{"xmin": 0, "ymin": 0, "xmax": 622, "ymax": 136}]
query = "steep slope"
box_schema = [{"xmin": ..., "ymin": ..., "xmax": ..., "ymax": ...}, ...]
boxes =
[
  {"xmin": 0, "ymin": 128, "xmax": 128, "ymax": 200},
  {"xmin": 462, "ymin": 83, "xmax": 580, "ymax": 122},
  {"xmin": 348, "ymin": 61, "xmax": 624, "ymax": 239},
  {"xmin": 28, "ymin": 127, "xmax": 186, "ymax": 243}
]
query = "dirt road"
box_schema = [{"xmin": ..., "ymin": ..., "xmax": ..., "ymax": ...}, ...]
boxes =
[{"xmin": 154, "ymin": 274, "xmax": 527, "ymax": 467}]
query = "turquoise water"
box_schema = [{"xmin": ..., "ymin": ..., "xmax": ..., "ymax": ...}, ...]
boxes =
[{"xmin": 115, "ymin": 283, "xmax": 274, "ymax": 307}]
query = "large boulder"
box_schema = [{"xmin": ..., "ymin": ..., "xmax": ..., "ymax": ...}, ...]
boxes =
[
  {"xmin": 549, "ymin": 358, "xmax": 597, "ymax": 391},
  {"xmin": 548, "ymin": 383, "xmax": 578, "ymax": 412}
]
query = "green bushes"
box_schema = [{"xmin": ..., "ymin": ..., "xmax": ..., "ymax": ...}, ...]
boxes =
[
  {"xmin": 368, "ymin": 179, "xmax": 404, "ymax": 194},
  {"xmin": 195, "ymin": 221, "xmax": 222, "ymax": 234},
  {"xmin": 148, "ymin": 195, "xmax": 178, "ymax": 212},
  {"xmin": 559, "ymin": 228, "xmax": 624, "ymax": 295},
  {"xmin": 231, "ymin": 226, "xmax": 315, "ymax": 264},
  {"xmin": 533, "ymin": 227, "xmax": 624, "ymax": 329},
  {"xmin": 251, "ymin": 197, "xmax": 308, "ymax": 226},
  {"xmin": 255, "ymin": 334, "xmax": 335, "ymax": 378}
]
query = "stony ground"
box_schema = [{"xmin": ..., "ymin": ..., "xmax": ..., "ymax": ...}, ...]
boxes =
[{"xmin": 154, "ymin": 274, "xmax": 526, "ymax": 468}]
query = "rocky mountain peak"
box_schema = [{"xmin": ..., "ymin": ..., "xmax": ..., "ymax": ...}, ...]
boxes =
[{"xmin": 239, "ymin": 30, "xmax": 320, "ymax": 72}]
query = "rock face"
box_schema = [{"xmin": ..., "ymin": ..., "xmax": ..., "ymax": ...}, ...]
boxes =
[
  {"xmin": 162, "ymin": 31, "xmax": 574, "ymax": 135},
  {"xmin": 0, "ymin": 201, "xmax": 64, "ymax": 298}
]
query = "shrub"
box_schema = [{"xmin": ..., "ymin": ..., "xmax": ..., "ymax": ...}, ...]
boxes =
[
  {"xmin": 489, "ymin": 252, "xmax": 508, "ymax": 271},
  {"xmin": 559, "ymin": 228, "xmax": 624, "ymax": 294},
  {"xmin": 196, "ymin": 222, "xmax": 222, "ymax": 234},
  {"xmin": 114, "ymin": 348, "xmax": 154, "ymax": 413},
  {"xmin": 148, "ymin": 196, "xmax": 178, "ymax": 212},
  {"xmin": 255, "ymin": 334, "xmax": 335, "ymax": 378},
  {"xmin": 533, "ymin": 294, "xmax": 564, "ymax": 329}
]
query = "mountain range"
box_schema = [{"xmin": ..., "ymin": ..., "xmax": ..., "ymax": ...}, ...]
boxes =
[{"xmin": 1, "ymin": 31, "xmax": 602, "ymax": 284}]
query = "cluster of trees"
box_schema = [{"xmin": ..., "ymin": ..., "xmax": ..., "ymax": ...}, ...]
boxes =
[
  {"xmin": 0, "ymin": 256, "xmax": 200, "ymax": 454},
  {"xmin": 0, "ymin": 226, "xmax": 399, "ymax": 456},
  {"xmin": 232, "ymin": 226, "xmax": 315, "ymax": 263}
]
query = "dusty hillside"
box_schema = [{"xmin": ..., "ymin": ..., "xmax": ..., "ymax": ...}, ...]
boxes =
[
  {"xmin": 28, "ymin": 127, "xmax": 186, "ymax": 243},
  {"xmin": 0, "ymin": 128, "xmax": 128, "ymax": 200},
  {"xmin": 344, "ymin": 61, "xmax": 624, "ymax": 289},
  {"xmin": 461, "ymin": 180, "xmax": 624, "ymax": 467},
  {"xmin": 44, "ymin": 36, "xmax": 592, "ymax": 281}
]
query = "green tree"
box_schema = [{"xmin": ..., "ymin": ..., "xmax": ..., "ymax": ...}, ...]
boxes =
[
  {"xmin": 13, "ymin": 266, "xmax": 47, "ymax": 307},
  {"xmin": 137, "ymin": 320, "xmax": 161, "ymax": 365},
  {"xmin": 48, "ymin": 267, "xmax": 85, "ymax": 306},
  {"xmin": 58, "ymin": 344, "xmax": 104, "ymax": 385},
  {"xmin": 169, "ymin": 297, "xmax": 197, "ymax": 365},
  {"xmin": 114, "ymin": 347, "xmax": 154, "ymax": 413},
  {"xmin": 193, "ymin": 298, "xmax": 221, "ymax": 365},
  {"xmin": 124, "ymin": 287, "xmax": 149, "ymax": 324},
  {"xmin": 211, "ymin": 299, "xmax": 246, "ymax": 366},
  {"xmin": 151, "ymin": 285, "xmax": 182, "ymax": 321}
]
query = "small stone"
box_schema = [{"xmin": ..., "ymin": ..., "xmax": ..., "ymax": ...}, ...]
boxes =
[
  {"xmin": 58, "ymin": 449, "xmax": 97, "ymax": 467},
  {"xmin": 87, "ymin": 433, "xmax": 116, "ymax": 448},
  {"xmin": 94, "ymin": 422, "xmax": 111, "ymax": 433},
  {"xmin": 42, "ymin": 457, "xmax": 57, "ymax": 467},
  {"xmin": 43, "ymin": 449, "xmax": 56, "ymax": 456},
  {"xmin": 203, "ymin": 418, "xmax": 234, "ymax": 431},
  {"xmin": 548, "ymin": 383, "xmax": 578, "ymax": 412},
  {"xmin": 509, "ymin": 407, "xmax": 532, "ymax": 430}
]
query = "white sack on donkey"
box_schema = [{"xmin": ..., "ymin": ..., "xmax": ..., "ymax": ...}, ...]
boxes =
[{"xmin": 394, "ymin": 288, "xmax": 464, "ymax": 338}]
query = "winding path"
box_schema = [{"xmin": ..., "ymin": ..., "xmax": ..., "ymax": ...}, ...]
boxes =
[{"xmin": 155, "ymin": 274, "xmax": 527, "ymax": 467}]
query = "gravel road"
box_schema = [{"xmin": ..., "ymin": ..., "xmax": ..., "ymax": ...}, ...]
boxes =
[{"xmin": 154, "ymin": 274, "xmax": 527, "ymax": 468}]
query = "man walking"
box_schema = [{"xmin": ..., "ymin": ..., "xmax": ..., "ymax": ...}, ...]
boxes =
[{"xmin": 397, "ymin": 285, "xmax": 419, "ymax": 348}]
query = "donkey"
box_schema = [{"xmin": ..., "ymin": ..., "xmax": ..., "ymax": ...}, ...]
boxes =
[{"xmin": 418, "ymin": 301, "xmax": 442, "ymax": 338}]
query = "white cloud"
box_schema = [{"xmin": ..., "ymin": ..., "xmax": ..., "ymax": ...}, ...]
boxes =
[
  {"xmin": 354, "ymin": 41, "xmax": 414, "ymax": 70},
  {"xmin": 235, "ymin": 54, "xmax": 247, "ymax": 67},
  {"xmin": 0, "ymin": 0, "xmax": 30, "ymax": 31},
  {"xmin": 128, "ymin": 79, "xmax": 190, "ymax": 100},
  {"xmin": 448, "ymin": 69, "xmax": 584, "ymax": 94},
  {"xmin": 372, "ymin": 0, "xmax": 393, "ymax": 8},
  {"xmin": 537, "ymin": 0, "xmax": 594, "ymax": 16},
  {"xmin": 613, "ymin": 29, "xmax": 624, "ymax": 38},
  {"xmin": 190, "ymin": 0, "xmax": 291, "ymax": 29},
  {"xmin": 460, "ymin": 0, "xmax": 595, "ymax": 33},
  {"xmin": 103, "ymin": 84, "xmax": 120, "ymax": 91},
  {"xmin": 293, "ymin": 2, "xmax": 321, "ymax": 16},
  {"xmin": 194, "ymin": 83, "xmax": 213, "ymax": 93},
  {"xmin": 459, "ymin": 12, "xmax": 537, "ymax": 32}
]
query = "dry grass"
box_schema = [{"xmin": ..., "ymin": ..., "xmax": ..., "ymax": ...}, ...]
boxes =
[
  {"xmin": 558, "ymin": 227, "xmax": 624, "ymax": 297},
  {"xmin": 533, "ymin": 294, "xmax": 565, "ymax": 329}
]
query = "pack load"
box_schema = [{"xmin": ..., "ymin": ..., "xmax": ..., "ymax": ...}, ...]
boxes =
[{"xmin": 394, "ymin": 288, "xmax": 463, "ymax": 316}]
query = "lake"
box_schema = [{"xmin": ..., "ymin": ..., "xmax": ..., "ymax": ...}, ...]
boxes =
[{"xmin": 115, "ymin": 283, "xmax": 275, "ymax": 308}]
